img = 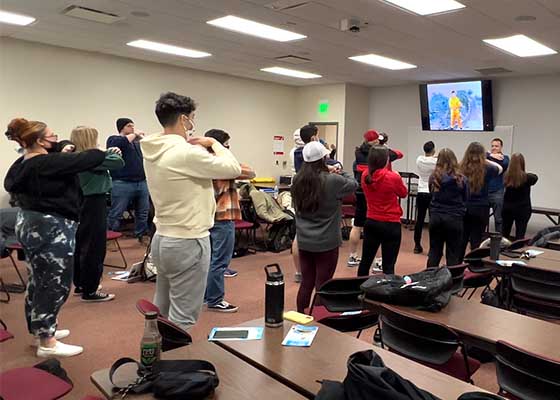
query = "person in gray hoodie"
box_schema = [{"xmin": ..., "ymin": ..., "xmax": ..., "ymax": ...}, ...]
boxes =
[{"xmin": 291, "ymin": 141, "xmax": 357, "ymax": 313}]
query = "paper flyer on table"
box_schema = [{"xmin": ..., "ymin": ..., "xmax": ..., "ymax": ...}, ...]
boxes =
[
  {"xmin": 282, "ymin": 325, "xmax": 318, "ymax": 347},
  {"xmin": 525, "ymin": 249, "xmax": 544, "ymax": 257},
  {"xmin": 496, "ymin": 260, "xmax": 527, "ymax": 267}
]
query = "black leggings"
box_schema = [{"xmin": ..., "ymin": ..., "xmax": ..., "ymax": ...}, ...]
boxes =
[
  {"xmin": 414, "ymin": 193, "xmax": 431, "ymax": 246},
  {"xmin": 461, "ymin": 206, "xmax": 489, "ymax": 260},
  {"xmin": 427, "ymin": 213, "xmax": 463, "ymax": 267},
  {"xmin": 74, "ymin": 194, "xmax": 107, "ymax": 294},
  {"xmin": 502, "ymin": 207, "xmax": 531, "ymax": 240},
  {"xmin": 358, "ymin": 219, "xmax": 402, "ymax": 276}
]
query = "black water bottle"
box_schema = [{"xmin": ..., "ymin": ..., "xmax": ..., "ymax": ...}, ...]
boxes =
[
  {"xmin": 265, "ymin": 264, "xmax": 284, "ymax": 328},
  {"xmin": 489, "ymin": 232, "xmax": 502, "ymax": 261}
]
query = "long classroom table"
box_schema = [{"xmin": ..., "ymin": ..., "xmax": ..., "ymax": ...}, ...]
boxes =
[
  {"xmin": 215, "ymin": 318, "xmax": 491, "ymax": 400},
  {"xmin": 91, "ymin": 340, "xmax": 306, "ymax": 399},
  {"xmin": 547, "ymin": 239, "xmax": 560, "ymax": 251},
  {"xmin": 363, "ymin": 296, "xmax": 560, "ymax": 359},
  {"xmin": 484, "ymin": 251, "xmax": 560, "ymax": 273}
]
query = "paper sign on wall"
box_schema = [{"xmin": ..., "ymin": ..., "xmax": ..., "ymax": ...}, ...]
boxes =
[{"xmin": 273, "ymin": 135, "xmax": 284, "ymax": 155}]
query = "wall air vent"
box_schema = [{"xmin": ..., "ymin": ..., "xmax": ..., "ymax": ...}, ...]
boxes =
[
  {"xmin": 265, "ymin": 1, "xmax": 310, "ymax": 11},
  {"xmin": 62, "ymin": 5, "xmax": 124, "ymax": 24}
]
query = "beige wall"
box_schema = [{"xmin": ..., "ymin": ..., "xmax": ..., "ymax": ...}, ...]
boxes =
[
  {"xmin": 0, "ymin": 38, "xmax": 299, "ymax": 205},
  {"xmin": 344, "ymin": 84, "xmax": 370, "ymax": 168},
  {"xmin": 368, "ymin": 74, "xmax": 560, "ymax": 232}
]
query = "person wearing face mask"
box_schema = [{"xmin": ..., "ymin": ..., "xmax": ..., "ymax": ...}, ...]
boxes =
[
  {"xmin": 141, "ymin": 92, "xmax": 241, "ymax": 330},
  {"xmin": 4, "ymin": 117, "xmax": 109, "ymax": 358},
  {"xmin": 106, "ymin": 117, "xmax": 151, "ymax": 244}
]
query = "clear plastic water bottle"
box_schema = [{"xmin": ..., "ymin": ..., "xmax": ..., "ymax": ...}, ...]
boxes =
[
  {"xmin": 140, "ymin": 311, "xmax": 162, "ymax": 369},
  {"xmin": 273, "ymin": 184, "xmax": 279, "ymax": 199}
]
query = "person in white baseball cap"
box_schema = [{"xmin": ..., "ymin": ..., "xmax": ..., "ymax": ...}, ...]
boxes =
[{"xmin": 291, "ymin": 141, "xmax": 357, "ymax": 313}]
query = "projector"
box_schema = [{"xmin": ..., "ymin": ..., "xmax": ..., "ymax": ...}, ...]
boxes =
[{"xmin": 339, "ymin": 18, "xmax": 365, "ymax": 33}]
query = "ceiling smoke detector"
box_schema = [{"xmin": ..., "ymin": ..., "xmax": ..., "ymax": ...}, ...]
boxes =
[
  {"xmin": 340, "ymin": 18, "xmax": 367, "ymax": 33},
  {"xmin": 62, "ymin": 5, "xmax": 124, "ymax": 24}
]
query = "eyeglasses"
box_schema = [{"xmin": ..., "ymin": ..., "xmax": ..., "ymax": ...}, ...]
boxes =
[{"xmin": 44, "ymin": 134, "xmax": 58, "ymax": 141}]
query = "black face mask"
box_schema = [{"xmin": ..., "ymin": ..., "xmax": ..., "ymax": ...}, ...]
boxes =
[{"xmin": 44, "ymin": 140, "xmax": 63, "ymax": 153}]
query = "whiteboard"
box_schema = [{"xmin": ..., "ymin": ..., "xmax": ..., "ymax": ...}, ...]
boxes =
[{"xmin": 405, "ymin": 125, "xmax": 514, "ymax": 173}]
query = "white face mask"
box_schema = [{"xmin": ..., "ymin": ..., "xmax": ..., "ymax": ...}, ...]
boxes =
[{"xmin": 183, "ymin": 116, "xmax": 195, "ymax": 136}]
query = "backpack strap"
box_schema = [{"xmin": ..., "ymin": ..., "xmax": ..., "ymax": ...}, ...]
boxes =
[{"xmin": 109, "ymin": 357, "xmax": 153, "ymax": 395}]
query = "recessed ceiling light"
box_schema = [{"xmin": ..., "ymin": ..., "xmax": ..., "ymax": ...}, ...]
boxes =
[
  {"xmin": 483, "ymin": 34, "xmax": 557, "ymax": 57},
  {"xmin": 260, "ymin": 67, "xmax": 321, "ymax": 79},
  {"xmin": 127, "ymin": 40, "xmax": 211, "ymax": 58},
  {"xmin": 382, "ymin": 0, "xmax": 465, "ymax": 16},
  {"xmin": 0, "ymin": 9, "xmax": 36, "ymax": 26},
  {"xmin": 349, "ymin": 54, "xmax": 417, "ymax": 70},
  {"xmin": 207, "ymin": 15, "xmax": 306, "ymax": 42}
]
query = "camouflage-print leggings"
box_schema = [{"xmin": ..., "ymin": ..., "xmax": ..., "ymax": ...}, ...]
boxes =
[{"xmin": 15, "ymin": 210, "xmax": 77, "ymax": 338}]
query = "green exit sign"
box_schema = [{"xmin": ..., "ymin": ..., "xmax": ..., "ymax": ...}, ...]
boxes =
[{"xmin": 318, "ymin": 100, "xmax": 329, "ymax": 114}]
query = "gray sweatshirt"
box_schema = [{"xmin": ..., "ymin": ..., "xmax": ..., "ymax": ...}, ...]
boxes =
[{"xmin": 295, "ymin": 171, "xmax": 358, "ymax": 252}]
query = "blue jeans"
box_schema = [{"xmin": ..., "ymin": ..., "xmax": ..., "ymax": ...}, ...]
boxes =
[
  {"xmin": 204, "ymin": 221, "xmax": 235, "ymax": 306},
  {"xmin": 488, "ymin": 189, "xmax": 504, "ymax": 233},
  {"xmin": 107, "ymin": 180, "xmax": 150, "ymax": 237}
]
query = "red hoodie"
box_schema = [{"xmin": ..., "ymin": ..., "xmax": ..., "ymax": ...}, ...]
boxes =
[{"xmin": 361, "ymin": 168, "xmax": 408, "ymax": 222}]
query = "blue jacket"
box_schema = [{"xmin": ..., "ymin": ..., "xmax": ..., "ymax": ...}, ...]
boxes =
[
  {"xmin": 486, "ymin": 153, "xmax": 509, "ymax": 193},
  {"xmin": 107, "ymin": 135, "xmax": 145, "ymax": 182}
]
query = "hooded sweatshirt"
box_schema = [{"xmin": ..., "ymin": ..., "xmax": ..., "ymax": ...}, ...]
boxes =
[
  {"xmin": 361, "ymin": 168, "xmax": 408, "ymax": 223},
  {"xmin": 141, "ymin": 134, "xmax": 241, "ymax": 239},
  {"xmin": 429, "ymin": 173, "xmax": 468, "ymax": 217},
  {"xmin": 4, "ymin": 149, "xmax": 106, "ymax": 221}
]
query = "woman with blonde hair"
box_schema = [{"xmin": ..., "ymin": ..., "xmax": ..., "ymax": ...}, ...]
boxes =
[
  {"xmin": 459, "ymin": 142, "xmax": 502, "ymax": 258},
  {"xmin": 427, "ymin": 148, "xmax": 468, "ymax": 267},
  {"xmin": 70, "ymin": 126, "xmax": 124, "ymax": 302},
  {"xmin": 502, "ymin": 153, "xmax": 538, "ymax": 240}
]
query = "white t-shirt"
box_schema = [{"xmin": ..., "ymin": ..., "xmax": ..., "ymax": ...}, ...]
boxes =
[{"xmin": 416, "ymin": 155, "xmax": 437, "ymax": 194}]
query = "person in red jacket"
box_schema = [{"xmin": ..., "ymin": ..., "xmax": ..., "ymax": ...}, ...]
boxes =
[{"xmin": 357, "ymin": 146, "xmax": 408, "ymax": 276}]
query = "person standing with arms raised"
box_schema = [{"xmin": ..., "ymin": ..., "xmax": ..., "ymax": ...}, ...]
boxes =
[
  {"xmin": 106, "ymin": 118, "xmax": 150, "ymax": 244},
  {"xmin": 486, "ymin": 138, "xmax": 509, "ymax": 233},
  {"xmin": 141, "ymin": 92, "xmax": 241, "ymax": 330}
]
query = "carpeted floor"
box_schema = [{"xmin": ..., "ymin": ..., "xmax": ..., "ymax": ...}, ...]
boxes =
[{"xmin": 0, "ymin": 227, "xmax": 499, "ymax": 398}]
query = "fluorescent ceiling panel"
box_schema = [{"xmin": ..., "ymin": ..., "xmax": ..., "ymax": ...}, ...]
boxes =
[
  {"xmin": 127, "ymin": 40, "xmax": 211, "ymax": 58},
  {"xmin": 483, "ymin": 34, "xmax": 557, "ymax": 57},
  {"xmin": 0, "ymin": 10, "xmax": 36, "ymax": 25},
  {"xmin": 349, "ymin": 54, "xmax": 417, "ymax": 70},
  {"xmin": 382, "ymin": 0, "xmax": 465, "ymax": 15},
  {"xmin": 260, "ymin": 67, "xmax": 321, "ymax": 79},
  {"xmin": 207, "ymin": 15, "xmax": 306, "ymax": 42}
]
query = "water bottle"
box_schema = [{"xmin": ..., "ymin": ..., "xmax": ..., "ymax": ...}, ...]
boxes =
[
  {"xmin": 264, "ymin": 264, "xmax": 284, "ymax": 328},
  {"xmin": 273, "ymin": 184, "xmax": 279, "ymax": 200},
  {"xmin": 140, "ymin": 311, "xmax": 162, "ymax": 369},
  {"xmin": 489, "ymin": 232, "xmax": 502, "ymax": 261}
]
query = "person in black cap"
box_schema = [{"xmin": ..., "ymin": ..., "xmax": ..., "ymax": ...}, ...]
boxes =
[{"xmin": 106, "ymin": 118, "xmax": 150, "ymax": 243}]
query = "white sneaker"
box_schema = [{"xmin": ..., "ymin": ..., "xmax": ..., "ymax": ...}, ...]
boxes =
[
  {"xmin": 347, "ymin": 255, "xmax": 361, "ymax": 267},
  {"xmin": 37, "ymin": 341, "xmax": 83, "ymax": 358},
  {"xmin": 33, "ymin": 329, "xmax": 70, "ymax": 347}
]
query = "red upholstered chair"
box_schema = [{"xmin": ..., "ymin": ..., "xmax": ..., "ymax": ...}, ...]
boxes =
[
  {"xmin": 234, "ymin": 219, "xmax": 257, "ymax": 254},
  {"xmin": 496, "ymin": 341, "xmax": 560, "ymax": 400},
  {"xmin": 136, "ymin": 299, "xmax": 192, "ymax": 352},
  {"xmin": 341, "ymin": 193, "xmax": 357, "ymax": 230},
  {"xmin": 0, "ymin": 319, "xmax": 14, "ymax": 343},
  {"xmin": 0, "ymin": 367, "xmax": 73, "ymax": 400},
  {"xmin": 378, "ymin": 304, "xmax": 480, "ymax": 383},
  {"xmin": 104, "ymin": 231, "xmax": 127, "ymax": 269},
  {"xmin": 461, "ymin": 247, "xmax": 495, "ymax": 300}
]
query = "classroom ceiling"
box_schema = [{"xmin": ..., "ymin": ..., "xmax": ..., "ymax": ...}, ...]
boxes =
[{"xmin": 1, "ymin": 0, "xmax": 559, "ymax": 87}]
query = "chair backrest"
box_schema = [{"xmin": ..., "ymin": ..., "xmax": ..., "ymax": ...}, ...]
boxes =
[
  {"xmin": 463, "ymin": 247, "xmax": 494, "ymax": 273},
  {"xmin": 496, "ymin": 341, "xmax": 560, "ymax": 400},
  {"xmin": 315, "ymin": 276, "xmax": 371, "ymax": 312},
  {"xmin": 445, "ymin": 264, "xmax": 467, "ymax": 294},
  {"xmin": 379, "ymin": 304, "xmax": 459, "ymax": 365},
  {"xmin": 509, "ymin": 265, "xmax": 560, "ymax": 318},
  {"xmin": 136, "ymin": 299, "xmax": 161, "ymax": 316},
  {"xmin": 506, "ymin": 238, "xmax": 530, "ymax": 250}
]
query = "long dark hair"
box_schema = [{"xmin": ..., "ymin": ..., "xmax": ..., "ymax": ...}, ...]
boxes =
[
  {"xmin": 504, "ymin": 153, "xmax": 527, "ymax": 188},
  {"xmin": 431, "ymin": 148, "xmax": 464, "ymax": 192},
  {"xmin": 364, "ymin": 146, "xmax": 389, "ymax": 185},
  {"xmin": 460, "ymin": 142, "xmax": 486, "ymax": 193},
  {"xmin": 291, "ymin": 159, "xmax": 328, "ymax": 213}
]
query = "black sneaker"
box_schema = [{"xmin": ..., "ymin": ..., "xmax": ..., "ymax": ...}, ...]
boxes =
[
  {"xmin": 73, "ymin": 287, "xmax": 83, "ymax": 296},
  {"xmin": 207, "ymin": 301, "xmax": 238, "ymax": 313},
  {"xmin": 413, "ymin": 245, "xmax": 423, "ymax": 254},
  {"xmin": 81, "ymin": 291, "xmax": 115, "ymax": 302}
]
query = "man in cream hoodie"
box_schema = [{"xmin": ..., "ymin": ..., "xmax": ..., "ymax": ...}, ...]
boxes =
[{"xmin": 142, "ymin": 92, "xmax": 241, "ymax": 330}]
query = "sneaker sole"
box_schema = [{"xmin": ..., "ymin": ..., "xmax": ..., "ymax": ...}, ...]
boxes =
[
  {"xmin": 224, "ymin": 274, "xmax": 238, "ymax": 278},
  {"xmin": 81, "ymin": 295, "xmax": 115, "ymax": 303},
  {"xmin": 37, "ymin": 349, "xmax": 83, "ymax": 358},
  {"xmin": 207, "ymin": 307, "xmax": 239, "ymax": 313}
]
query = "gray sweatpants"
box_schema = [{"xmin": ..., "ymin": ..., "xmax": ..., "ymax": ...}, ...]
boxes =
[{"xmin": 150, "ymin": 233, "xmax": 210, "ymax": 331}]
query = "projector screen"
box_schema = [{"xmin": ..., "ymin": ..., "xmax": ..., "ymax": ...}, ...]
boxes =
[{"xmin": 419, "ymin": 80, "xmax": 494, "ymax": 131}]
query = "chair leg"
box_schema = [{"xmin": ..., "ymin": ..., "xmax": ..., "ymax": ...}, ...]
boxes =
[
  {"xmin": 103, "ymin": 239, "xmax": 127, "ymax": 269},
  {"xmin": 4, "ymin": 253, "xmax": 26, "ymax": 293},
  {"xmin": 0, "ymin": 277, "xmax": 10, "ymax": 303},
  {"xmin": 467, "ymin": 288, "xmax": 477, "ymax": 300},
  {"xmin": 458, "ymin": 288, "xmax": 467, "ymax": 298},
  {"xmin": 460, "ymin": 344, "xmax": 474, "ymax": 383},
  {"xmin": 356, "ymin": 330, "xmax": 362, "ymax": 339}
]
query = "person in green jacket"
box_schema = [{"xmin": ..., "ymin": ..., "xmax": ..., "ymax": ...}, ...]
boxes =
[{"xmin": 70, "ymin": 126, "xmax": 124, "ymax": 302}]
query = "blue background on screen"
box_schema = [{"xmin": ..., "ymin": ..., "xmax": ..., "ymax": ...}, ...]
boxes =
[{"xmin": 427, "ymin": 81, "xmax": 483, "ymax": 130}]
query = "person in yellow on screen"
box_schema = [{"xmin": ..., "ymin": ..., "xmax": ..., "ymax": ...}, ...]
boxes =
[{"xmin": 449, "ymin": 91, "xmax": 463, "ymax": 129}]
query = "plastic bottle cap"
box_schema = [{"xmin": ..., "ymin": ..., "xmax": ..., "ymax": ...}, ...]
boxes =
[{"xmin": 145, "ymin": 311, "xmax": 157, "ymax": 320}]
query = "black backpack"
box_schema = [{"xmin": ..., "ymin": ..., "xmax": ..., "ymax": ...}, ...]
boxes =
[{"xmin": 266, "ymin": 212, "xmax": 295, "ymax": 253}]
